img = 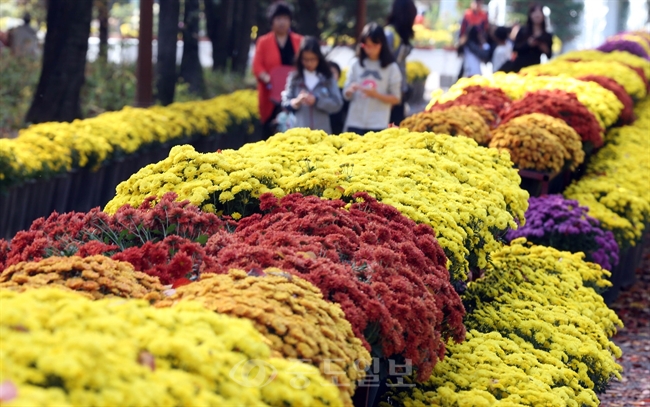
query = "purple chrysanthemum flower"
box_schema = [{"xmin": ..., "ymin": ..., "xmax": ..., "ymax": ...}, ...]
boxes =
[
  {"xmin": 597, "ymin": 39, "xmax": 650, "ymax": 60},
  {"xmin": 506, "ymin": 194, "xmax": 620, "ymax": 271}
]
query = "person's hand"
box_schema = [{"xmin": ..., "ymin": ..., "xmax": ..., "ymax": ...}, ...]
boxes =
[
  {"xmin": 345, "ymin": 83, "xmax": 360, "ymax": 98},
  {"xmin": 360, "ymin": 86, "xmax": 378, "ymax": 98},
  {"xmin": 303, "ymin": 93, "xmax": 316, "ymax": 106},
  {"xmin": 259, "ymin": 72, "xmax": 271, "ymax": 84},
  {"xmin": 290, "ymin": 95, "xmax": 303, "ymax": 109},
  {"xmin": 527, "ymin": 37, "xmax": 538, "ymax": 47}
]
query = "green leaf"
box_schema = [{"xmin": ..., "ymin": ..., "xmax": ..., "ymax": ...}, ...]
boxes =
[
  {"xmin": 166, "ymin": 224, "xmax": 177, "ymax": 234},
  {"xmin": 196, "ymin": 234, "xmax": 209, "ymax": 245}
]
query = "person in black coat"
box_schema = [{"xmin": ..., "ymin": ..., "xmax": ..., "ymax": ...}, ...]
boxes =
[{"xmin": 509, "ymin": 2, "xmax": 552, "ymax": 73}]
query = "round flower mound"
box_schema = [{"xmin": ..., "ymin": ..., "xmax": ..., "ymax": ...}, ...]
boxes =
[
  {"xmin": 498, "ymin": 89, "xmax": 605, "ymax": 149},
  {"xmin": 521, "ymin": 60, "xmax": 647, "ymax": 100},
  {"xmin": 556, "ymin": 49, "xmax": 650, "ymax": 81},
  {"xmin": 447, "ymin": 73, "xmax": 623, "ymax": 129},
  {"xmin": 579, "ymin": 75, "xmax": 635, "ymax": 125},
  {"xmin": 2, "ymin": 193, "xmax": 226, "ymax": 284},
  {"xmin": 598, "ymin": 38, "xmax": 650, "ymax": 59},
  {"xmin": 106, "ymin": 128, "xmax": 529, "ymax": 283},
  {"xmin": 0, "ymin": 255, "xmax": 165, "ymax": 301},
  {"xmin": 383, "ymin": 330, "xmax": 600, "ymax": 407},
  {"xmin": 464, "ymin": 240, "xmax": 623, "ymax": 393},
  {"xmin": 0, "ymin": 288, "xmax": 343, "ymax": 407},
  {"xmin": 512, "ymin": 113, "xmax": 585, "ymax": 171},
  {"xmin": 205, "ymin": 193, "xmax": 466, "ymax": 381},
  {"xmin": 505, "ymin": 195, "xmax": 619, "ymax": 271},
  {"xmin": 489, "ymin": 115, "xmax": 569, "ymax": 173},
  {"xmin": 157, "ymin": 268, "xmax": 371, "ymax": 405},
  {"xmin": 399, "ymin": 106, "xmax": 491, "ymax": 145},
  {"xmin": 426, "ymin": 85, "xmax": 512, "ymax": 121}
]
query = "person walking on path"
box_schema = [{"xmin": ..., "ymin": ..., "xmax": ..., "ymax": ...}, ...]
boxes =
[
  {"xmin": 384, "ymin": 0, "xmax": 417, "ymax": 125},
  {"xmin": 343, "ymin": 23, "xmax": 401, "ymax": 135},
  {"xmin": 281, "ymin": 37, "xmax": 343, "ymax": 134},
  {"xmin": 252, "ymin": 1, "xmax": 303, "ymax": 139},
  {"xmin": 509, "ymin": 3, "xmax": 552, "ymax": 72},
  {"xmin": 8, "ymin": 13, "xmax": 40, "ymax": 58},
  {"xmin": 461, "ymin": 25, "xmax": 491, "ymax": 78},
  {"xmin": 457, "ymin": 0, "xmax": 490, "ymax": 79}
]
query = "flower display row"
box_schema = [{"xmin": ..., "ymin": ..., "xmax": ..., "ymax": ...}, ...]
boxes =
[
  {"xmin": 578, "ymin": 75, "xmax": 635, "ymax": 125},
  {"xmin": 0, "ymin": 192, "xmax": 467, "ymax": 385},
  {"xmin": 0, "ymin": 89, "xmax": 259, "ymax": 191},
  {"xmin": 102, "ymin": 128, "xmax": 530, "ymax": 282},
  {"xmin": 383, "ymin": 240, "xmax": 622, "ymax": 406},
  {"xmin": 0, "ymin": 288, "xmax": 343, "ymax": 407},
  {"xmin": 564, "ymin": 96, "xmax": 650, "ymax": 248},
  {"xmin": 556, "ymin": 49, "xmax": 650, "ymax": 80},
  {"xmin": 597, "ymin": 31, "xmax": 650, "ymax": 59},
  {"xmin": 436, "ymin": 72, "xmax": 623, "ymax": 129},
  {"xmin": 520, "ymin": 60, "xmax": 647, "ymax": 100}
]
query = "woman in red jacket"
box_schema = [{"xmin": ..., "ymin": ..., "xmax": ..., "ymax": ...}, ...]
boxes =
[{"xmin": 253, "ymin": 1, "xmax": 303, "ymax": 139}]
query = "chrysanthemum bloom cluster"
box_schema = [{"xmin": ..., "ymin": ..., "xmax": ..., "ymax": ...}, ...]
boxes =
[
  {"xmin": 1, "ymin": 193, "xmax": 226, "ymax": 284},
  {"xmin": 426, "ymin": 85, "xmax": 512, "ymax": 125},
  {"xmin": 405, "ymin": 60, "xmax": 430, "ymax": 83},
  {"xmin": 489, "ymin": 114, "xmax": 570, "ymax": 173},
  {"xmin": 521, "ymin": 60, "xmax": 647, "ymax": 99},
  {"xmin": 598, "ymin": 36, "xmax": 650, "ymax": 59},
  {"xmin": 0, "ymin": 288, "xmax": 343, "ymax": 407},
  {"xmin": 383, "ymin": 240, "xmax": 621, "ymax": 405},
  {"xmin": 0, "ymin": 90, "xmax": 259, "ymax": 191},
  {"xmin": 157, "ymin": 268, "xmax": 371, "ymax": 405},
  {"xmin": 399, "ymin": 106, "xmax": 491, "ymax": 145},
  {"xmin": 506, "ymin": 195, "xmax": 619, "ymax": 271},
  {"xmin": 565, "ymin": 97, "xmax": 650, "ymax": 247},
  {"xmin": 106, "ymin": 128, "xmax": 529, "ymax": 282},
  {"xmin": 464, "ymin": 240, "xmax": 623, "ymax": 393},
  {"xmin": 498, "ymin": 90, "xmax": 605, "ymax": 149},
  {"xmin": 382, "ymin": 330, "xmax": 601, "ymax": 407},
  {"xmin": 205, "ymin": 193, "xmax": 466, "ymax": 381},
  {"xmin": 446, "ymin": 73, "xmax": 623, "ymax": 129},
  {"xmin": 556, "ymin": 49, "xmax": 650, "ymax": 82},
  {"xmin": 0, "ymin": 255, "xmax": 165, "ymax": 301},
  {"xmin": 579, "ymin": 75, "xmax": 635, "ymax": 125},
  {"xmin": 508, "ymin": 113, "xmax": 584, "ymax": 170}
]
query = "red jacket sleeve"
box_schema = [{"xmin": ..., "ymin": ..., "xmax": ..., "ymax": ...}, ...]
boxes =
[{"xmin": 252, "ymin": 34, "xmax": 268, "ymax": 79}]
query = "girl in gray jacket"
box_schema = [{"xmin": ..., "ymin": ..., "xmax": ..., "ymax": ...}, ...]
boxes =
[{"xmin": 281, "ymin": 37, "xmax": 343, "ymax": 134}]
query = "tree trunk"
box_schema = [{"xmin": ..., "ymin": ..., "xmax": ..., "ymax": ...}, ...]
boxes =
[
  {"xmin": 97, "ymin": 0, "xmax": 109, "ymax": 59},
  {"xmin": 230, "ymin": 0, "xmax": 256, "ymax": 73},
  {"xmin": 179, "ymin": 0, "xmax": 204, "ymax": 95},
  {"xmin": 296, "ymin": 0, "xmax": 320, "ymax": 37},
  {"xmin": 355, "ymin": 0, "xmax": 367, "ymax": 40},
  {"xmin": 157, "ymin": 0, "xmax": 180, "ymax": 105},
  {"xmin": 25, "ymin": 0, "xmax": 93, "ymax": 124},
  {"xmin": 212, "ymin": 0, "xmax": 234, "ymax": 70},
  {"xmin": 203, "ymin": 0, "xmax": 219, "ymax": 71}
]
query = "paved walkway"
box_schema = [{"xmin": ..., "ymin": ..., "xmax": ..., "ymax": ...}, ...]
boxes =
[{"xmin": 600, "ymin": 243, "xmax": 650, "ymax": 406}]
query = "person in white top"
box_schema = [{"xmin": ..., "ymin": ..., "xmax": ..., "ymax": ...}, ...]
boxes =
[
  {"xmin": 281, "ymin": 36, "xmax": 343, "ymax": 133},
  {"xmin": 491, "ymin": 26, "xmax": 513, "ymax": 72}
]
